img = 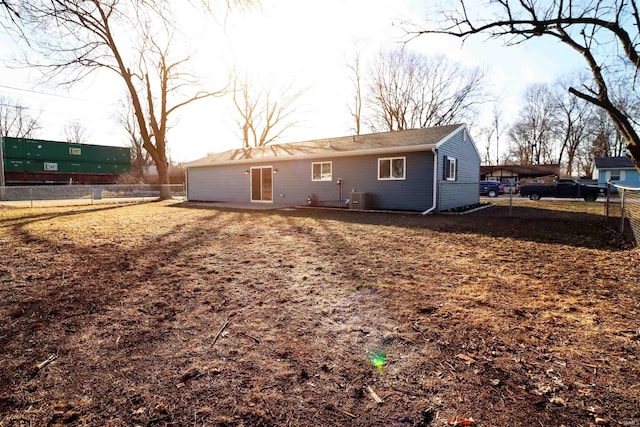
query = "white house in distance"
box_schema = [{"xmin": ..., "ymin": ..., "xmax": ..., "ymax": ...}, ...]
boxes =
[{"xmin": 184, "ymin": 124, "xmax": 481, "ymax": 213}]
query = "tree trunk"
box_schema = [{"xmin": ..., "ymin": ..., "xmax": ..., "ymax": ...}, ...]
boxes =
[{"xmin": 156, "ymin": 160, "xmax": 172, "ymax": 200}]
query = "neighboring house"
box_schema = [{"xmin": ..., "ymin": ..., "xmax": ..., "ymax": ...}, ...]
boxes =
[
  {"xmin": 592, "ymin": 156, "xmax": 640, "ymax": 188},
  {"xmin": 480, "ymin": 164, "xmax": 561, "ymax": 193},
  {"xmin": 185, "ymin": 124, "xmax": 481, "ymax": 213},
  {"xmin": 480, "ymin": 164, "xmax": 561, "ymax": 183}
]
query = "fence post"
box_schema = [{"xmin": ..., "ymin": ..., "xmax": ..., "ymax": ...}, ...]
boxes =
[
  {"xmin": 620, "ymin": 188, "xmax": 625, "ymax": 234},
  {"xmin": 605, "ymin": 182, "xmax": 610, "ymax": 219}
]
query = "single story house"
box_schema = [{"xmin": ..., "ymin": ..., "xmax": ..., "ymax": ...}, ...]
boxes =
[
  {"xmin": 592, "ymin": 156, "xmax": 640, "ymax": 188},
  {"xmin": 184, "ymin": 124, "xmax": 481, "ymax": 213},
  {"xmin": 480, "ymin": 164, "xmax": 561, "ymax": 193},
  {"xmin": 480, "ymin": 164, "xmax": 561, "ymax": 183}
]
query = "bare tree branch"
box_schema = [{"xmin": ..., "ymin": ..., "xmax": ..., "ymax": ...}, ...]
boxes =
[
  {"xmin": 17, "ymin": 0, "xmax": 248, "ymax": 198},
  {"xmin": 366, "ymin": 48, "xmax": 486, "ymax": 132},
  {"xmin": 64, "ymin": 119, "xmax": 89, "ymax": 143},
  {"xmin": 0, "ymin": 96, "xmax": 40, "ymax": 138},
  {"xmin": 410, "ymin": 0, "xmax": 640, "ymax": 168},
  {"xmin": 231, "ymin": 72, "xmax": 305, "ymax": 148}
]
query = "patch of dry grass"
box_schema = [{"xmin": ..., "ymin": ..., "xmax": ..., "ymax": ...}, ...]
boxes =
[{"xmin": 1, "ymin": 201, "xmax": 638, "ymax": 426}]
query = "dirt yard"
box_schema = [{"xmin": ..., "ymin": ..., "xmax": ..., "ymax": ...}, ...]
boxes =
[{"xmin": 1, "ymin": 200, "xmax": 639, "ymax": 426}]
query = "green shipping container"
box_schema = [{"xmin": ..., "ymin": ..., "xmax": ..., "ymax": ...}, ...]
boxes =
[
  {"xmin": 2, "ymin": 136, "xmax": 131, "ymax": 175},
  {"xmin": 3, "ymin": 137, "xmax": 131, "ymax": 165}
]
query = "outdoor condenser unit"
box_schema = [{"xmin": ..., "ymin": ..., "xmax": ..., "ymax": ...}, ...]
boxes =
[{"xmin": 349, "ymin": 192, "xmax": 370, "ymax": 210}]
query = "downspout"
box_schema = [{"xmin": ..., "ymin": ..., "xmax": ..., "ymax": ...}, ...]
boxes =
[{"xmin": 422, "ymin": 148, "xmax": 438, "ymax": 215}]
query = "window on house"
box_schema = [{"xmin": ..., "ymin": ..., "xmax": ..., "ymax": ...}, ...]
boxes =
[
  {"xmin": 312, "ymin": 162, "xmax": 332, "ymax": 181},
  {"xmin": 378, "ymin": 157, "xmax": 406, "ymax": 180},
  {"xmin": 444, "ymin": 157, "xmax": 457, "ymax": 181},
  {"xmin": 610, "ymin": 171, "xmax": 621, "ymax": 181}
]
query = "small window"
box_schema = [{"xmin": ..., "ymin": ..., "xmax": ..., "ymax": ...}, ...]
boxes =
[
  {"xmin": 312, "ymin": 162, "xmax": 332, "ymax": 181},
  {"xmin": 445, "ymin": 157, "xmax": 457, "ymax": 181},
  {"xmin": 610, "ymin": 171, "xmax": 621, "ymax": 181},
  {"xmin": 378, "ymin": 157, "xmax": 405, "ymax": 180}
]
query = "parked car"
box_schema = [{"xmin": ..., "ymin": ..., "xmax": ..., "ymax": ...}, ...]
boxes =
[
  {"xmin": 479, "ymin": 180, "xmax": 505, "ymax": 197},
  {"xmin": 518, "ymin": 178, "xmax": 603, "ymax": 201}
]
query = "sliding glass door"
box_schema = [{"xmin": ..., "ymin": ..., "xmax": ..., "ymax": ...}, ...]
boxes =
[{"xmin": 250, "ymin": 166, "xmax": 273, "ymax": 202}]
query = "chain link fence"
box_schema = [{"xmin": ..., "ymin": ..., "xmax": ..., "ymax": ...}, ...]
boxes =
[
  {"xmin": 607, "ymin": 183, "xmax": 640, "ymax": 246},
  {"xmin": 0, "ymin": 184, "xmax": 185, "ymax": 208}
]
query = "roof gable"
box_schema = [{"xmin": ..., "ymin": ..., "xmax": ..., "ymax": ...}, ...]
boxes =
[{"xmin": 186, "ymin": 124, "xmax": 464, "ymax": 167}]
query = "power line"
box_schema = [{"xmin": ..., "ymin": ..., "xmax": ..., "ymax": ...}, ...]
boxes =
[
  {"xmin": 0, "ymin": 99, "xmax": 116, "ymax": 127},
  {"xmin": 0, "ymin": 83, "xmax": 115, "ymax": 105}
]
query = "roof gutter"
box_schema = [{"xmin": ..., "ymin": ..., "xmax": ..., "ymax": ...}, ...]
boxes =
[{"xmin": 422, "ymin": 148, "xmax": 438, "ymax": 215}]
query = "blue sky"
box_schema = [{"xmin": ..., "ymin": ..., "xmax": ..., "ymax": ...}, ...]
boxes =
[{"xmin": 0, "ymin": 0, "xmax": 585, "ymax": 163}]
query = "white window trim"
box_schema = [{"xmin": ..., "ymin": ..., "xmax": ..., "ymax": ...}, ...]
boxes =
[
  {"xmin": 378, "ymin": 156, "xmax": 406, "ymax": 180},
  {"xmin": 311, "ymin": 161, "xmax": 332, "ymax": 181},
  {"xmin": 446, "ymin": 157, "xmax": 457, "ymax": 181},
  {"xmin": 608, "ymin": 170, "xmax": 623, "ymax": 181}
]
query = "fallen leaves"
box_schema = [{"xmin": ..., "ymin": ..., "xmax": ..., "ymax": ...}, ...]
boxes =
[
  {"xmin": 456, "ymin": 353, "xmax": 476, "ymax": 364},
  {"xmin": 448, "ymin": 416, "xmax": 475, "ymax": 426},
  {"xmin": 549, "ymin": 397, "xmax": 567, "ymax": 407},
  {"xmin": 1, "ymin": 202, "xmax": 639, "ymax": 426}
]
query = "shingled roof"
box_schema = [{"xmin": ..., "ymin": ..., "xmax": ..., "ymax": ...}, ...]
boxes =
[
  {"xmin": 185, "ymin": 124, "xmax": 464, "ymax": 167},
  {"xmin": 480, "ymin": 164, "xmax": 561, "ymax": 177},
  {"xmin": 594, "ymin": 156, "xmax": 635, "ymax": 169}
]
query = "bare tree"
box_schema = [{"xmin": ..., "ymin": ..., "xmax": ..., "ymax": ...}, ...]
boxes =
[
  {"xmin": 367, "ymin": 49, "xmax": 486, "ymax": 132},
  {"xmin": 411, "ymin": 0, "xmax": 640, "ymax": 170},
  {"xmin": 0, "ymin": 96, "xmax": 40, "ymax": 138},
  {"xmin": 231, "ymin": 73, "xmax": 304, "ymax": 148},
  {"xmin": 479, "ymin": 126, "xmax": 493, "ymax": 165},
  {"xmin": 479, "ymin": 105, "xmax": 505, "ymax": 165},
  {"xmin": 554, "ymin": 76, "xmax": 598, "ymax": 177},
  {"xmin": 482, "ymin": 104, "xmax": 505, "ymax": 165},
  {"xmin": 588, "ymin": 109, "xmax": 616, "ymax": 157},
  {"xmin": 578, "ymin": 124, "xmax": 611, "ymax": 177},
  {"xmin": 64, "ymin": 119, "xmax": 89, "ymax": 144},
  {"xmin": 609, "ymin": 83, "xmax": 640, "ymax": 156},
  {"xmin": 506, "ymin": 84, "xmax": 560, "ymax": 165},
  {"xmin": 346, "ymin": 49, "xmax": 364, "ymax": 135},
  {"xmin": 14, "ymin": 1, "xmax": 248, "ymax": 199},
  {"xmin": 367, "ymin": 49, "xmax": 415, "ymax": 132}
]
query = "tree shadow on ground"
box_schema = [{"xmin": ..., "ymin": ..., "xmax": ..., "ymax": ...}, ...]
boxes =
[
  {"xmin": 2, "ymin": 202, "xmax": 638, "ymax": 426},
  {"xmin": 174, "ymin": 202, "xmax": 630, "ymax": 251}
]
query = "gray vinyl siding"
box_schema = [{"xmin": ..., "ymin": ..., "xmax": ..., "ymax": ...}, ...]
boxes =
[
  {"xmin": 188, "ymin": 151, "xmax": 436, "ymax": 211},
  {"xmin": 436, "ymin": 128, "xmax": 481, "ymax": 211},
  {"xmin": 187, "ymin": 164, "xmax": 253, "ymax": 203}
]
